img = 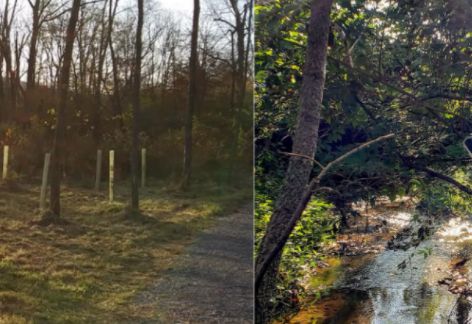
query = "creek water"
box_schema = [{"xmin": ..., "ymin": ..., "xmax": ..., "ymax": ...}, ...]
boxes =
[{"xmin": 288, "ymin": 210, "xmax": 472, "ymax": 324}]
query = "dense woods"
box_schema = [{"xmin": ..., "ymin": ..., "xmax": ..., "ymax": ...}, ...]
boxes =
[
  {"xmin": 0, "ymin": 0, "xmax": 253, "ymax": 202},
  {"xmin": 255, "ymin": 0, "xmax": 472, "ymax": 322}
]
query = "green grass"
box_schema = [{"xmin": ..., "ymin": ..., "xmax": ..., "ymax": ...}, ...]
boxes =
[{"xmin": 0, "ymin": 180, "xmax": 250, "ymax": 323}]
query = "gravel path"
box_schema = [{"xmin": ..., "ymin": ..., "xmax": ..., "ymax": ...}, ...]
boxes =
[{"xmin": 137, "ymin": 204, "xmax": 254, "ymax": 323}]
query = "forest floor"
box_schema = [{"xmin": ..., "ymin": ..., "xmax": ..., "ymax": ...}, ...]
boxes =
[
  {"xmin": 135, "ymin": 203, "xmax": 254, "ymax": 323},
  {"xmin": 0, "ymin": 179, "xmax": 250, "ymax": 323}
]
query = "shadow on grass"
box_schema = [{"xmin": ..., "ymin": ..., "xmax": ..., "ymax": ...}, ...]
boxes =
[
  {"xmin": 0, "ymin": 181, "xmax": 251, "ymax": 322},
  {"xmin": 0, "ymin": 259, "xmax": 158, "ymax": 323}
]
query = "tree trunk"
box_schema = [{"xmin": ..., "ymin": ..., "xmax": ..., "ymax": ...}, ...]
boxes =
[
  {"xmin": 93, "ymin": 0, "xmax": 117, "ymax": 145},
  {"xmin": 4, "ymin": 38, "xmax": 13, "ymax": 114},
  {"xmin": 13, "ymin": 32, "xmax": 24, "ymax": 115},
  {"xmin": 254, "ymin": 0, "xmax": 333, "ymax": 322},
  {"xmin": 26, "ymin": 0, "xmax": 40, "ymax": 91},
  {"xmin": 108, "ymin": 34, "xmax": 123, "ymax": 123},
  {"xmin": 48, "ymin": 0, "xmax": 82, "ymax": 218},
  {"xmin": 181, "ymin": 0, "xmax": 200, "ymax": 189},
  {"xmin": 228, "ymin": 0, "xmax": 250, "ymax": 181},
  {"xmin": 0, "ymin": 53, "xmax": 4, "ymax": 119},
  {"xmin": 130, "ymin": 0, "xmax": 144, "ymax": 212},
  {"xmin": 243, "ymin": 0, "xmax": 253, "ymax": 100}
]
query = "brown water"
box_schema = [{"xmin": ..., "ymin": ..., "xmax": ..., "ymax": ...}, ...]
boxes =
[{"xmin": 286, "ymin": 211, "xmax": 472, "ymax": 324}]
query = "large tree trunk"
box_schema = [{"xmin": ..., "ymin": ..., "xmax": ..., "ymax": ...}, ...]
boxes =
[
  {"xmin": 181, "ymin": 0, "xmax": 200, "ymax": 189},
  {"xmin": 130, "ymin": 0, "xmax": 143, "ymax": 212},
  {"xmin": 48, "ymin": 0, "xmax": 81, "ymax": 218},
  {"xmin": 254, "ymin": 0, "xmax": 333, "ymax": 322}
]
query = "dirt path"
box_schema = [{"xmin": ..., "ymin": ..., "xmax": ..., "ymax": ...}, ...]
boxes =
[{"xmin": 136, "ymin": 204, "xmax": 254, "ymax": 323}]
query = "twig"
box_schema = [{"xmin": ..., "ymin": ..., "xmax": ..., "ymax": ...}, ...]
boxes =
[{"xmin": 278, "ymin": 151, "xmax": 325, "ymax": 169}]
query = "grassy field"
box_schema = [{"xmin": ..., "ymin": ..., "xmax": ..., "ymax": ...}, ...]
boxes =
[{"xmin": 0, "ymin": 180, "xmax": 250, "ymax": 323}]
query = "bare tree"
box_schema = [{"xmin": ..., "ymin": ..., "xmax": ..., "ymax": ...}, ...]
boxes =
[
  {"xmin": 181, "ymin": 0, "xmax": 200, "ymax": 189},
  {"xmin": 130, "ymin": 0, "xmax": 144, "ymax": 212},
  {"xmin": 214, "ymin": 0, "xmax": 252, "ymax": 179},
  {"xmin": 0, "ymin": 0, "xmax": 18, "ymax": 117},
  {"xmin": 94, "ymin": 0, "xmax": 119, "ymax": 144},
  {"xmin": 48, "ymin": 0, "xmax": 82, "ymax": 219},
  {"xmin": 13, "ymin": 31, "xmax": 27, "ymax": 114},
  {"xmin": 26, "ymin": 0, "xmax": 68, "ymax": 90},
  {"xmin": 229, "ymin": 0, "xmax": 246, "ymax": 109}
]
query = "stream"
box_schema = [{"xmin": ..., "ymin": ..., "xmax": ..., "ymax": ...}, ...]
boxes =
[{"xmin": 286, "ymin": 206, "xmax": 472, "ymax": 324}]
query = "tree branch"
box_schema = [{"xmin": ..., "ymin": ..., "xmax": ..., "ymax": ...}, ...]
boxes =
[
  {"xmin": 464, "ymin": 137, "xmax": 472, "ymax": 158},
  {"xmin": 317, "ymin": 133, "xmax": 394, "ymax": 180},
  {"xmin": 278, "ymin": 151, "xmax": 325, "ymax": 169},
  {"xmin": 411, "ymin": 165, "xmax": 472, "ymax": 195},
  {"xmin": 214, "ymin": 17, "xmax": 236, "ymax": 29}
]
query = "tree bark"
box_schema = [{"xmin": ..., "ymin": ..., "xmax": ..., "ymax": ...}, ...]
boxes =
[
  {"xmin": 242, "ymin": 0, "xmax": 253, "ymax": 100},
  {"xmin": 130, "ymin": 0, "xmax": 144, "ymax": 212},
  {"xmin": 1, "ymin": 0, "xmax": 17, "ymax": 116},
  {"xmin": 26, "ymin": 0, "xmax": 40, "ymax": 91},
  {"xmin": 254, "ymin": 0, "xmax": 333, "ymax": 322},
  {"xmin": 0, "ymin": 52, "xmax": 4, "ymax": 119},
  {"xmin": 108, "ymin": 32, "xmax": 123, "ymax": 123},
  {"xmin": 181, "ymin": 0, "xmax": 200, "ymax": 189},
  {"xmin": 48, "ymin": 0, "xmax": 81, "ymax": 218}
]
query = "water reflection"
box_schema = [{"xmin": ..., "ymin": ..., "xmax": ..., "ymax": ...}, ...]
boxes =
[{"xmin": 288, "ymin": 211, "xmax": 472, "ymax": 323}]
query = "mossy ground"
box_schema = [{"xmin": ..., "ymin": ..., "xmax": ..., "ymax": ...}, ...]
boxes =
[{"xmin": 0, "ymin": 180, "xmax": 250, "ymax": 323}]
